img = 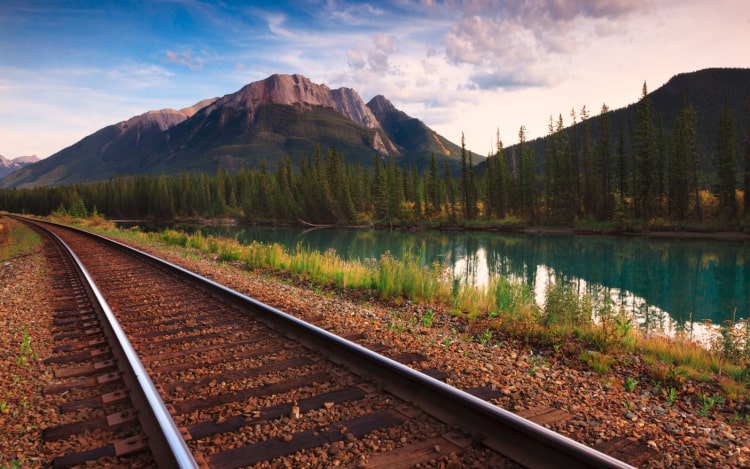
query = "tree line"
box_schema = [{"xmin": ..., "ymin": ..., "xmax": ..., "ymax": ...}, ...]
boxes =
[{"xmin": 2, "ymin": 83, "xmax": 750, "ymax": 228}]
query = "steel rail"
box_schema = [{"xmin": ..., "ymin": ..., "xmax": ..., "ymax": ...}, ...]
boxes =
[
  {"xmin": 32, "ymin": 218, "xmax": 634, "ymax": 469},
  {"xmin": 23, "ymin": 219, "xmax": 199, "ymax": 469}
]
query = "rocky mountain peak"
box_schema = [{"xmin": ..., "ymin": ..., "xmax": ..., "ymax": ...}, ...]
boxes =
[
  {"xmin": 366, "ymin": 95, "xmax": 398, "ymax": 121},
  {"xmin": 204, "ymin": 73, "xmax": 383, "ymax": 131}
]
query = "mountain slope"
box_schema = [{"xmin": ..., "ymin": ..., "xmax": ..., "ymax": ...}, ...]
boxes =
[
  {"xmin": 2, "ymin": 74, "xmax": 471, "ymax": 188},
  {"xmin": 491, "ymin": 67, "xmax": 750, "ymax": 171},
  {"xmin": 367, "ymin": 95, "xmax": 466, "ymax": 168},
  {"xmin": 0, "ymin": 100, "xmax": 216, "ymax": 188}
]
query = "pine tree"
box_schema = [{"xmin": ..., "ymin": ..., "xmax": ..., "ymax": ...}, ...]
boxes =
[
  {"xmin": 654, "ymin": 115, "xmax": 667, "ymax": 216},
  {"xmin": 668, "ymin": 96, "xmax": 699, "ymax": 220},
  {"xmin": 518, "ymin": 126, "xmax": 537, "ymax": 223},
  {"xmin": 326, "ymin": 147, "xmax": 356, "ymax": 222},
  {"xmin": 744, "ymin": 99, "xmax": 750, "ymax": 219},
  {"xmin": 444, "ymin": 160, "xmax": 456, "ymax": 223},
  {"xmin": 568, "ymin": 108, "xmax": 582, "ymax": 216},
  {"xmin": 460, "ymin": 133, "xmax": 475, "ymax": 221},
  {"xmin": 373, "ymin": 156, "xmax": 390, "ymax": 224},
  {"xmin": 615, "ymin": 121, "xmax": 628, "ymax": 204},
  {"xmin": 543, "ymin": 116, "xmax": 556, "ymax": 222},
  {"xmin": 634, "ymin": 81, "xmax": 657, "ymax": 219},
  {"xmin": 580, "ymin": 105, "xmax": 595, "ymax": 217},
  {"xmin": 495, "ymin": 130, "xmax": 510, "ymax": 219},
  {"xmin": 595, "ymin": 103, "xmax": 613, "ymax": 219},
  {"xmin": 715, "ymin": 100, "xmax": 739, "ymax": 219},
  {"xmin": 426, "ymin": 153, "xmax": 440, "ymax": 216},
  {"xmin": 546, "ymin": 115, "xmax": 575, "ymax": 223}
]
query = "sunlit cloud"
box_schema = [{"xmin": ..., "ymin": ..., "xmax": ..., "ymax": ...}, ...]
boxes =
[{"xmin": 439, "ymin": 0, "xmax": 648, "ymax": 90}]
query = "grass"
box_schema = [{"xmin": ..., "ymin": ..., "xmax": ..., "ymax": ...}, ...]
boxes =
[
  {"xmin": 134, "ymin": 228, "xmax": 512, "ymax": 314},
  {"xmin": 580, "ymin": 350, "xmax": 613, "ymax": 375},
  {"xmin": 624, "ymin": 377, "xmax": 638, "ymax": 392},
  {"xmin": 16, "ymin": 328, "xmax": 37, "ymax": 367},
  {"xmin": 0, "ymin": 216, "xmax": 41, "ymax": 261}
]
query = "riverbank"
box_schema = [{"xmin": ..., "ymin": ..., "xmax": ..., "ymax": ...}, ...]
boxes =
[
  {"xmin": 115, "ymin": 215, "xmax": 750, "ymax": 242},
  {"xmin": 3, "ymin": 217, "xmax": 749, "ymax": 467}
]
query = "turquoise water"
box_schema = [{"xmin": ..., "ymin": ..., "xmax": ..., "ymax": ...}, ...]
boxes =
[{"xmin": 125, "ymin": 224, "xmax": 749, "ymax": 329}]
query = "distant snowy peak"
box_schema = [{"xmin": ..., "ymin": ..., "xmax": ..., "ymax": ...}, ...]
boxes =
[
  {"xmin": 0, "ymin": 154, "xmax": 40, "ymax": 178},
  {"xmin": 12, "ymin": 155, "xmax": 40, "ymax": 164}
]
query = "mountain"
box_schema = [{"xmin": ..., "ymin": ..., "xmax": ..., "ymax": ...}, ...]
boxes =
[
  {"xmin": 367, "ymin": 95, "xmax": 466, "ymax": 166},
  {"xmin": 1, "ymin": 74, "xmax": 467, "ymax": 189},
  {"xmin": 496, "ymin": 68, "xmax": 750, "ymax": 170},
  {"xmin": 0, "ymin": 154, "xmax": 40, "ymax": 178}
]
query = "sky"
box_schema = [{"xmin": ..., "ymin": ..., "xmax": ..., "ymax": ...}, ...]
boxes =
[{"xmin": 1, "ymin": 0, "xmax": 748, "ymax": 160}]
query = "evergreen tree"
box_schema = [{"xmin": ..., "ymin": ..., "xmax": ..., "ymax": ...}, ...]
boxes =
[
  {"xmin": 668, "ymin": 97, "xmax": 699, "ymax": 220},
  {"xmin": 153, "ymin": 174, "xmax": 173, "ymax": 219},
  {"xmin": 615, "ymin": 120, "xmax": 628, "ymax": 205},
  {"xmin": 518, "ymin": 126, "xmax": 537, "ymax": 223},
  {"xmin": 595, "ymin": 103, "xmax": 613, "ymax": 219},
  {"xmin": 568, "ymin": 108, "xmax": 582, "ymax": 215},
  {"xmin": 275, "ymin": 156, "xmax": 299, "ymax": 219},
  {"xmin": 426, "ymin": 153, "xmax": 440, "ymax": 216},
  {"xmin": 580, "ymin": 105, "xmax": 595, "ymax": 217},
  {"xmin": 444, "ymin": 160, "xmax": 456, "ymax": 223},
  {"xmin": 546, "ymin": 115, "xmax": 575, "ymax": 223},
  {"xmin": 373, "ymin": 156, "xmax": 390, "ymax": 223},
  {"xmin": 496, "ymin": 130, "xmax": 509, "ymax": 219},
  {"xmin": 326, "ymin": 147, "xmax": 356, "ymax": 222},
  {"xmin": 412, "ymin": 164, "xmax": 424, "ymax": 220},
  {"xmin": 633, "ymin": 81, "xmax": 658, "ymax": 219},
  {"xmin": 744, "ymin": 99, "xmax": 750, "ymax": 218},
  {"xmin": 654, "ymin": 115, "xmax": 667, "ymax": 216},
  {"xmin": 542, "ymin": 116, "xmax": 556, "ymax": 222},
  {"xmin": 387, "ymin": 161, "xmax": 405, "ymax": 225},
  {"xmin": 460, "ymin": 133, "xmax": 478, "ymax": 221},
  {"xmin": 715, "ymin": 100, "xmax": 739, "ymax": 219}
]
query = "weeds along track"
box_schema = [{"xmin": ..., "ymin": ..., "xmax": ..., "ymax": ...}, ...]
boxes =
[{"xmin": 24, "ymin": 218, "xmax": 632, "ymax": 469}]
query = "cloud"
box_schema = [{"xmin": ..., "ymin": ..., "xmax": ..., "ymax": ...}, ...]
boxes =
[
  {"xmin": 440, "ymin": 0, "xmax": 647, "ymax": 90},
  {"xmin": 323, "ymin": 0, "xmax": 386, "ymax": 26},
  {"xmin": 166, "ymin": 50, "xmax": 206, "ymax": 70},
  {"xmin": 468, "ymin": 64, "xmax": 558, "ymax": 90},
  {"xmin": 347, "ymin": 33, "xmax": 398, "ymax": 74}
]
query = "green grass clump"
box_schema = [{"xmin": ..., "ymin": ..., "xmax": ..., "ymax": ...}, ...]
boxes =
[
  {"xmin": 142, "ymin": 227, "xmax": 539, "ymax": 315},
  {"xmin": 580, "ymin": 350, "xmax": 612, "ymax": 375},
  {"xmin": 0, "ymin": 217, "xmax": 41, "ymax": 261}
]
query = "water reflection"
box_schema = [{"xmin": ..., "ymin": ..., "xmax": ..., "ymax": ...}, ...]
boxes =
[{"xmin": 123, "ymin": 223, "xmax": 749, "ymax": 331}]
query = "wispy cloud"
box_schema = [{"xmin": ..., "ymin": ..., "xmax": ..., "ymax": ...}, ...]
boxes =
[{"xmin": 166, "ymin": 50, "xmax": 207, "ymax": 70}]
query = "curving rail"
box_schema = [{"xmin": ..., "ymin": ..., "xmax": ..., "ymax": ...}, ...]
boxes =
[
  {"xmin": 24, "ymin": 219, "xmax": 198, "ymax": 468},
  {"xmin": 20, "ymin": 216, "xmax": 634, "ymax": 469}
]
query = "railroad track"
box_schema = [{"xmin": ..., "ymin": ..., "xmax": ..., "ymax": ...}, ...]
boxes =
[{"xmin": 21, "ymin": 217, "xmax": 632, "ymax": 468}]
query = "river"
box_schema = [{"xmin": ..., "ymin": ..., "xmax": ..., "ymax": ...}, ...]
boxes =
[{"xmin": 122, "ymin": 223, "xmax": 750, "ymax": 338}]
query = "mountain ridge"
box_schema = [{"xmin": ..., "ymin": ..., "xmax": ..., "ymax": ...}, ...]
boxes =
[{"xmin": 1, "ymin": 74, "xmax": 463, "ymax": 188}]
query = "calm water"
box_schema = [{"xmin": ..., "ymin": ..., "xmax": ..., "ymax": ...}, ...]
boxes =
[{"xmin": 124, "ymin": 223, "xmax": 749, "ymax": 332}]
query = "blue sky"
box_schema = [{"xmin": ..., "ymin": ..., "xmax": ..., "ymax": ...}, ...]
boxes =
[{"xmin": 1, "ymin": 0, "xmax": 748, "ymax": 159}]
